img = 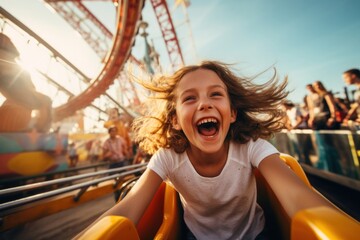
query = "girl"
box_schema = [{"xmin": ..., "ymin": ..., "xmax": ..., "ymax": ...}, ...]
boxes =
[{"xmin": 78, "ymin": 61, "xmax": 333, "ymax": 239}]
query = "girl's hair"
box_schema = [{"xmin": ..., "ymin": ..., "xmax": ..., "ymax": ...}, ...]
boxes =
[{"xmin": 132, "ymin": 60, "xmax": 288, "ymax": 154}]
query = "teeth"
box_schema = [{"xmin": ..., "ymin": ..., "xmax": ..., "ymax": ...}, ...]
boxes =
[{"xmin": 197, "ymin": 118, "xmax": 218, "ymax": 125}]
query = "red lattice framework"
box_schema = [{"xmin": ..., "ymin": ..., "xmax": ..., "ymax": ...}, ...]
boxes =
[
  {"xmin": 45, "ymin": 0, "xmax": 184, "ymax": 121},
  {"xmin": 150, "ymin": 0, "xmax": 184, "ymax": 71},
  {"xmin": 49, "ymin": 0, "xmax": 144, "ymax": 121}
]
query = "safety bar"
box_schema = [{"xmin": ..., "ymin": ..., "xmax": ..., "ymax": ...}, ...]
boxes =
[
  {"xmin": 0, "ymin": 165, "xmax": 146, "ymax": 211},
  {"xmin": 0, "ymin": 163, "xmax": 147, "ymax": 196},
  {"xmin": 0, "ymin": 162, "xmax": 111, "ymax": 186},
  {"xmin": 283, "ymin": 129, "xmax": 360, "ymax": 134}
]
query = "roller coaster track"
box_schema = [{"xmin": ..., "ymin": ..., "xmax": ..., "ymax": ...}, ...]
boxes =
[
  {"xmin": 46, "ymin": 0, "xmax": 184, "ymax": 120},
  {"xmin": 1, "ymin": 0, "xmax": 183, "ymax": 122},
  {"xmin": 44, "ymin": 0, "xmax": 144, "ymax": 115},
  {"xmin": 52, "ymin": 0, "xmax": 144, "ymax": 121},
  {"xmin": 150, "ymin": 0, "xmax": 184, "ymax": 71},
  {"xmin": 44, "ymin": 0, "xmax": 113, "ymax": 61},
  {"xmin": 46, "ymin": 0, "xmax": 184, "ymax": 121}
]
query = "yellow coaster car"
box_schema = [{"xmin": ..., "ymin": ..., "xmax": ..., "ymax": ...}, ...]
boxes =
[{"xmin": 79, "ymin": 154, "xmax": 360, "ymax": 240}]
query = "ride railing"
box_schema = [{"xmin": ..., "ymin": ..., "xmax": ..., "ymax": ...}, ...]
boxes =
[
  {"xmin": 0, "ymin": 161, "xmax": 110, "ymax": 189},
  {"xmin": 0, "ymin": 163, "xmax": 147, "ymax": 232},
  {"xmin": 271, "ymin": 129, "xmax": 360, "ymax": 185}
]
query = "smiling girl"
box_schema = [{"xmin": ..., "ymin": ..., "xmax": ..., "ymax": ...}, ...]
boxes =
[{"xmin": 77, "ymin": 61, "xmax": 333, "ymax": 240}]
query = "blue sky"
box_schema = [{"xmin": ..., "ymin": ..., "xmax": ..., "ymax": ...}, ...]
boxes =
[{"xmin": 1, "ymin": 0, "xmax": 359, "ymax": 105}]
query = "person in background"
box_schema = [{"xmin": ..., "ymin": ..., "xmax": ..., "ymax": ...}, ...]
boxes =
[
  {"xmin": 305, "ymin": 84, "xmax": 320, "ymax": 127},
  {"xmin": 282, "ymin": 100, "xmax": 307, "ymax": 130},
  {"xmin": 342, "ymin": 68, "xmax": 360, "ymax": 129},
  {"xmin": 309, "ymin": 81, "xmax": 343, "ymax": 173},
  {"xmin": 104, "ymin": 108, "xmax": 133, "ymax": 159},
  {"xmin": 68, "ymin": 142, "xmax": 78, "ymax": 167},
  {"xmin": 88, "ymin": 140, "xmax": 102, "ymax": 163},
  {"xmin": 308, "ymin": 81, "xmax": 339, "ymax": 130},
  {"xmin": 102, "ymin": 126, "xmax": 129, "ymax": 169},
  {"xmin": 332, "ymin": 95, "xmax": 349, "ymax": 124},
  {"xmin": 281, "ymin": 100, "xmax": 311, "ymax": 164}
]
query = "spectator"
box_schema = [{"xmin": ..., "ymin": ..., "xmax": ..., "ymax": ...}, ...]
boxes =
[
  {"xmin": 342, "ymin": 68, "xmax": 360, "ymax": 128},
  {"xmin": 68, "ymin": 142, "xmax": 78, "ymax": 167},
  {"xmin": 282, "ymin": 100, "xmax": 307, "ymax": 130},
  {"xmin": 88, "ymin": 140, "xmax": 102, "ymax": 163},
  {"xmin": 281, "ymin": 100, "xmax": 311, "ymax": 164},
  {"xmin": 102, "ymin": 126, "xmax": 129, "ymax": 170},
  {"xmin": 310, "ymin": 82, "xmax": 343, "ymax": 173},
  {"xmin": 308, "ymin": 81, "xmax": 339, "ymax": 130},
  {"xmin": 332, "ymin": 95, "xmax": 348, "ymax": 124},
  {"xmin": 104, "ymin": 108, "xmax": 133, "ymax": 158}
]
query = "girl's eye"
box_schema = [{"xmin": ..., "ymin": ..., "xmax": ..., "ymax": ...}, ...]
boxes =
[
  {"xmin": 211, "ymin": 91, "xmax": 223, "ymax": 97},
  {"xmin": 183, "ymin": 96, "xmax": 195, "ymax": 102}
]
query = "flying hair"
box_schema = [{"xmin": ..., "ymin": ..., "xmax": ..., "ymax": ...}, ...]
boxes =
[{"xmin": 131, "ymin": 60, "xmax": 289, "ymax": 154}]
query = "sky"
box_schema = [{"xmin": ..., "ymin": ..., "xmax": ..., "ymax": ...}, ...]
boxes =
[{"xmin": 0, "ymin": 0, "xmax": 359, "ymax": 107}]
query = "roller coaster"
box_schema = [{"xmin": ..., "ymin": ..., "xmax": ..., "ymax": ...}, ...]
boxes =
[{"xmin": 0, "ymin": 1, "xmax": 360, "ymax": 239}]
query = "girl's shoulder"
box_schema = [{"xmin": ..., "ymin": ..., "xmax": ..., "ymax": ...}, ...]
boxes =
[
  {"xmin": 148, "ymin": 148, "xmax": 188, "ymax": 177},
  {"xmin": 231, "ymin": 138, "xmax": 268, "ymax": 148},
  {"xmin": 152, "ymin": 147, "xmax": 187, "ymax": 164},
  {"xmin": 230, "ymin": 139, "xmax": 278, "ymax": 166}
]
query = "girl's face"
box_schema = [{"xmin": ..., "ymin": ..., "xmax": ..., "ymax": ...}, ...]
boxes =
[{"xmin": 173, "ymin": 69, "xmax": 236, "ymax": 154}]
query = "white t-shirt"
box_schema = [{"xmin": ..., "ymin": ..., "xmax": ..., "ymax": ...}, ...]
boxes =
[{"xmin": 148, "ymin": 139, "xmax": 279, "ymax": 240}]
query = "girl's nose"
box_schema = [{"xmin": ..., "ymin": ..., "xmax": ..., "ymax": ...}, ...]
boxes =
[{"xmin": 198, "ymin": 99, "xmax": 213, "ymax": 111}]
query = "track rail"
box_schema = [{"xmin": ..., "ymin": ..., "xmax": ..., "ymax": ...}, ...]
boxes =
[
  {"xmin": 0, "ymin": 164, "xmax": 146, "ymax": 232},
  {"xmin": 53, "ymin": 0, "xmax": 144, "ymax": 121},
  {"xmin": 150, "ymin": 0, "xmax": 184, "ymax": 71}
]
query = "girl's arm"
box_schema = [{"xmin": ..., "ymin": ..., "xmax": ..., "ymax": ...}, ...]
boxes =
[
  {"xmin": 258, "ymin": 154, "xmax": 333, "ymax": 218},
  {"xmin": 74, "ymin": 168, "xmax": 163, "ymax": 238}
]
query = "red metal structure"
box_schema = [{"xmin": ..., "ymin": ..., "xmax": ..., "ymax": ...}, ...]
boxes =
[
  {"xmin": 45, "ymin": 0, "xmax": 144, "ymax": 116},
  {"xmin": 53, "ymin": 0, "xmax": 144, "ymax": 121},
  {"xmin": 150, "ymin": 0, "xmax": 184, "ymax": 71},
  {"xmin": 45, "ymin": 0, "xmax": 184, "ymax": 121},
  {"xmin": 44, "ymin": 0, "xmax": 113, "ymax": 60}
]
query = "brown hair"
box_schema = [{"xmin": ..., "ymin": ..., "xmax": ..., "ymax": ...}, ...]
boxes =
[
  {"xmin": 132, "ymin": 61, "xmax": 288, "ymax": 154},
  {"xmin": 312, "ymin": 80, "xmax": 329, "ymax": 96},
  {"xmin": 344, "ymin": 68, "xmax": 360, "ymax": 78}
]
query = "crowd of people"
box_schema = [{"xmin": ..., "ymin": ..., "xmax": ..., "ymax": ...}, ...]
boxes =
[{"xmin": 282, "ymin": 68, "xmax": 360, "ymax": 131}]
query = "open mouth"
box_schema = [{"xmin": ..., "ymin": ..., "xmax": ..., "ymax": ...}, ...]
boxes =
[{"xmin": 196, "ymin": 117, "xmax": 219, "ymax": 136}]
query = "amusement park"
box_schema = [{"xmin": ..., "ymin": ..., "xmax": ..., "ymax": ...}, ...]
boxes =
[{"xmin": 0, "ymin": 0, "xmax": 360, "ymax": 239}]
